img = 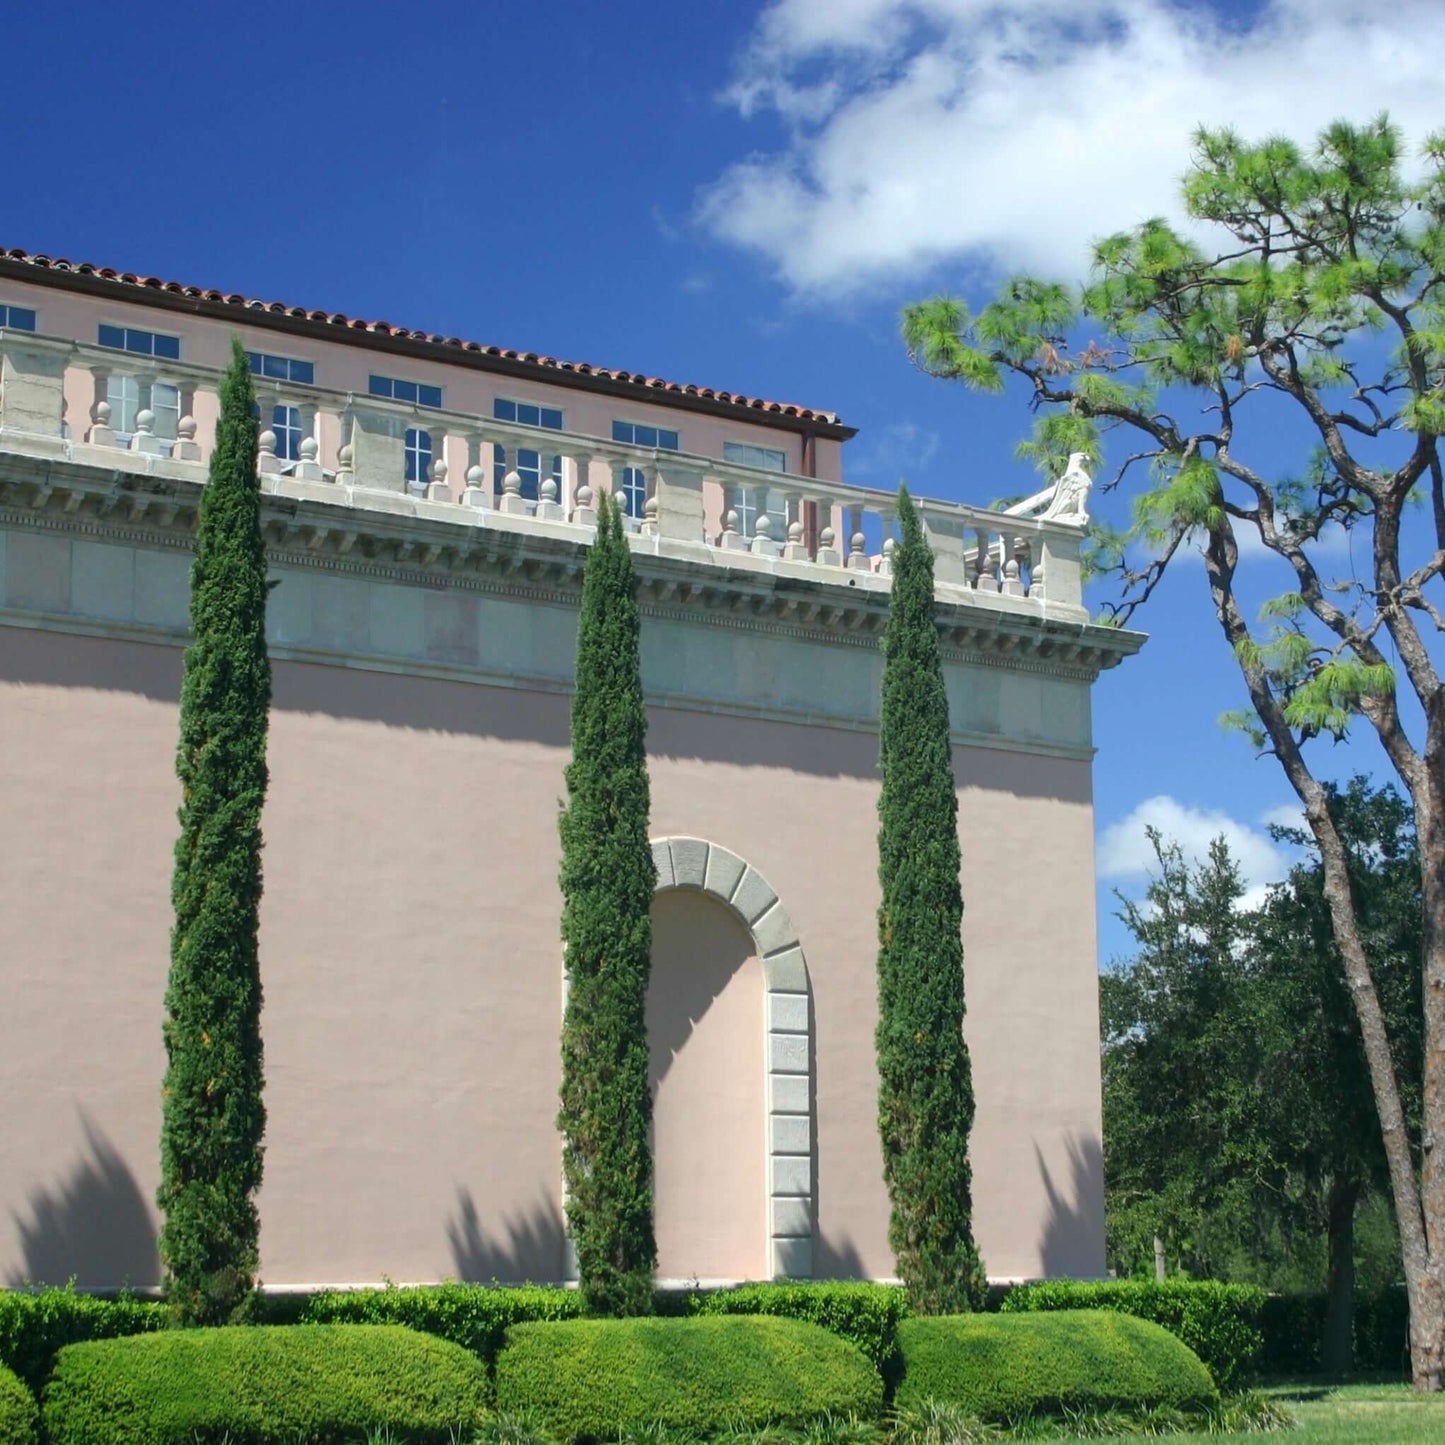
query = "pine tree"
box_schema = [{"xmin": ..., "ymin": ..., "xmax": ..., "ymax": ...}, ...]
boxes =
[
  {"xmin": 875, "ymin": 485, "xmax": 985, "ymax": 1314},
  {"xmin": 558, "ymin": 491, "xmax": 657, "ymax": 1315},
  {"xmin": 157, "ymin": 338, "xmax": 270, "ymax": 1325}
]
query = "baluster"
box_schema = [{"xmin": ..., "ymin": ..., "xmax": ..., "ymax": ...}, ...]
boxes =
[
  {"xmin": 719, "ymin": 508, "xmax": 748, "ymax": 551},
  {"xmin": 568, "ymin": 452, "xmax": 593, "ymax": 517},
  {"xmin": 815, "ymin": 525, "xmax": 841, "ymax": 567},
  {"xmin": 878, "ymin": 537, "xmax": 896, "ymax": 577},
  {"xmin": 571, "ymin": 480, "xmax": 597, "ymax": 526},
  {"xmin": 973, "ymin": 529, "xmax": 998, "ymax": 592},
  {"xmin": 751, "ymin": 513, "xmax": 779, "ymax": 557},
  {"xmin": 87, "ymin": 399, "xmax": 115, "ymax": 447},
  {"xmin": 335, "ymin": 442, "xmax": 355, "ymax": 487},
  {"xmin": 1001, "ymin": 529, "xmax": 1026, "ymax": 596},
  {"xmin": 782, "ymin": 520, "xmax": 810, "ymax": 561},
  {"xmin": 847, "ymin": 530, "xmax": 870, "ymax": 572},
  {"xmin": 498, "ymin": 464, "xmax": 527, "ymax": 514},
  {"xmin": 427, "ymin": 457, "xmax": 451, "ymax": 503},
  {"xmin": 173, "ymin": 415, "xmax": 201, "ymax": 462},
  {"xmin": 537, "ymin": 475, "xmax": 565, "ymax": 521},
  {"xmin": 294, "ymin": 435, "xmax": 323, "ymax": 481},
  {"xmin": 131, "ymin": 408, "xmax": 164, "ymax": 457},
  {"xmin": 640, "ymin": 494, "xmax": 659, "ymax": 537}
]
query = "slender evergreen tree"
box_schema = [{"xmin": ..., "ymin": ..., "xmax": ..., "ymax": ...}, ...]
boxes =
[
  {"xmin": 875, "ymin": 485, "xmax": 985, "ymax": 1314},
  {"xmin": 158, "ymin": 338, "xmax": 270, "ymax": 1325},
  {"xmin": 558, "ymin": 491, "xmax": 657, "ymax": 1316}
]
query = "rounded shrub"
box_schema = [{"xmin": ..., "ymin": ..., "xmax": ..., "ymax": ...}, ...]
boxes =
[
  {"xmin": 495, "ymin": 1315, "xmax": 885, "ymax": 1439},
  {"xmin": 41, "ymin": 1323, "xmax": 490, "ymax": 1445},
  {"xmin": 894, "ymin": 1310, "xmax": 1217, "ymax": 1419},
  {"xmin": 0, "ymin": 1364, "xmax": 36, "ymax": 1445}
]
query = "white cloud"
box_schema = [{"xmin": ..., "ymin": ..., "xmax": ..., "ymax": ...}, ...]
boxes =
[
  {"xmin": 1259, "ymin": 802, "xmax": 1304, "ymax": 834},
  {"xmin": 1097, "ymin": 794, "xmax": 1288, "ymax": 894},
  {"xmin": 848, "ymin": 418, "xmax": 942, "ymax": 480},
  {"xmin": 701, "ymin": 0, "xmax": 1445, "ymax": 294}
]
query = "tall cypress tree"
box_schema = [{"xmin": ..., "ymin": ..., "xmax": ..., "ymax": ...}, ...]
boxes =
[
  {"xmin": 158, "ymin": 338, "xmax": 271, "ymax": 1325},
  {"xmin": 558, "ymin": 491, "xmax": 657, "ymax": 1315},
  {"xmin": 875, "ymin": 485, "xmax": 985, "ymax": 1314}
]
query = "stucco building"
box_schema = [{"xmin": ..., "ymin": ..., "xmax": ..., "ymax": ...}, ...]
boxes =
[{"xmin": 0, "ymin": 248, "xmax": 1141, "ymax": 1292}]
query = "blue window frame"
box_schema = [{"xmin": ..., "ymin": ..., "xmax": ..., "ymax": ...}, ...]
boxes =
[
  {"xmin": 619, "ymin": 467, "xmax": 648, "ymax": 519},
  {"xmin": 612, "ymin": 420, "xmax": 679, "ymax": 451},
  {"xmin": 272, "ymin": 405, "xmax": 304, "ymax": 462},
  {"xmin": 98, "ymin": 324, "xmax": 180, "ymax": 359},
  {"xmin": 370, "ymin": 374, "xmax": 443, "ymax": 408},
  {"xmin": 248, "ymin": 351, "xmax": 315, "ymax": 385},
  {"xmin": 724, "ymin": 441, "xmax": 787, "ymax": 473},
  {"xmin": 0, "ymin": 304, "xmax": 36, "ymax": 331},
  {"xmin": 495, "ymin": 398, "xmax": 563, "ymax": 431},
  {"xmin": 405, "ymin": 428, "xmax": 433, "ymax": 487}
]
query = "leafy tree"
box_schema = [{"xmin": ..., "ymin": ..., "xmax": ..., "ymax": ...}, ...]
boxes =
[
  {"xmin": 557, "ymin": 491, "xmax": 657, "ymax": 1316},
  {"xmin": 875, "ymin": 486, "xmax": 985, "ymax": 1313},
  {"xmin": 903, "ymin": 118, "xmax": 1445, "ymax": 1387},
  {"xmin": 157, "ymin": 339, "xmax": 270, "ymax": 1324}
]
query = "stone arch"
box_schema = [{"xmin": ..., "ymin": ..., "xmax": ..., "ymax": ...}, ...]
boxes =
[{"xmin": 651, "ymin": 836, "xmax": 813, "ymax": 1279}]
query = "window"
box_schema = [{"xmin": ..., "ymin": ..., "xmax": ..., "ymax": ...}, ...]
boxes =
[
  {"xmin": 370, "ymin": 374, "xmax": 443, "ymax": 408},
  {"xmin": 724, "ymin": 441, "xmax": 787, "ymax": 473},
  {"xmin": 495, "ymin": 398, "xmax": 563, "ymax": 431},
  {"xmin": 248, "ymin": 351, "xmax": 315, "ymax": 385},
  {"xmin": 0, "ymin": 304, "xmax": 36, "ymax": 331},
  {"xmin": 98, "ymin": 324, "xmax": 180, "ymax": 359},
  {"xmin": 494, "ymin": 399, "xmax": 563, "ymax": 501},
  {"xmin": 612, "ymin": 420, "xmax": 679, "ymax": 451},
  {"xmin": 618, "ymin": 468, "xmax": 648, "ymax": 519},
  {"xmin": 405, "ymin": 428, "xmax": 432, "ymax": 487},
  {"xmin": 107, "ymin": 374, "xmax": 180, "ymax": 441},
  {"xmin": 272, "ymin": 405, "xmax": 304, "ymax": 462}
]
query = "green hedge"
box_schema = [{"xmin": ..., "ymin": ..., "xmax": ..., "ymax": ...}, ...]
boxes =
[
  {"xmin": 301, "ymin": 1282, "xmax": 584, "ymax": 1366},
  {"xmin": 0, "ymin": 1364, "xmax": 36, "ymax": 1445},
  {"xmin": 1259, "ymin": 1286, "xmax": 1410, "ymax": 1375},
  {"xmin": 894, "ymin": 1310, "xmax": 1217, "ymax": 1419},
  {"xmin": 0, "ymin": 1289, "xmax": 166, "ymax": 1397},
  {"xmin": 671, "ymin": 1282, "xmax": 910, "ymax": 1373},
  {"xmin": 1000, "ymin": 1279, "xmax": 1264, "ymax": 1389},
  {"xmin": 41, "ymin": 1324, "xmax": 490, "ymax": 1445},
  {"xmin": 495, "ymin": 1315, "xmax": 884, "ymax": 1439}
]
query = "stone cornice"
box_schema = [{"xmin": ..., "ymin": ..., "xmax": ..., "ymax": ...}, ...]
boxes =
[{"xmin": 0, "ymin": 445, "xmax": 1146, "ymax": 685}]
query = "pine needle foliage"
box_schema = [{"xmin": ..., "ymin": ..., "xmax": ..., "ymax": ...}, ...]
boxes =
[
  {"xmin": 558, "ymin": 492, "xmax": 657, "ymax": 1316},
  {"xmin": 875, "ymin": 487, "xmax": 985, "ymax": 1314},
  {"xmin": 157, "ymin": 338, "xmax": 270, "ymax": 1325}
]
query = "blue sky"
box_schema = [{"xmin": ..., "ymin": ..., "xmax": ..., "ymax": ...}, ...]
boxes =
[{"xmin": 3, "ymin": 0, "xmax": 1439, "ymax": 963}]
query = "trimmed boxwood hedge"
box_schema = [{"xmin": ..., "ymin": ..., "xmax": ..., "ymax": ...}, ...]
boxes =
[
  {"xmin": 0, "ymin": 1364, "xmax": 36, "ymax": 1445},
  {"xmin": 41, "ymin": 1324, "xmax": 490, "ymax": 1445},
  {"xmin": 0, "ymin": 1289, "xmax": 166, "ymax": 1397},
  {"xmin": 894, "ymin": 1310, "xmax": 1217, "ymax": 1419},
  {"xmin": 1000, "ymin": 1278, "xmax": 1264, "ymax": 1389},
  {"xmin": 301, "ymin": 1282, "xmax": 585, "ymax": 1365},
  {"xmin": 495, "ymin": 1315, "xmax": 884, "ymax": 1439}
]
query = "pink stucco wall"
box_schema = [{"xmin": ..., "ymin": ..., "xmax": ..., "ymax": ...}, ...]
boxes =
[{"xmin": 0, "ymin": 626, "xmax": 1102, "ymax": 1290}]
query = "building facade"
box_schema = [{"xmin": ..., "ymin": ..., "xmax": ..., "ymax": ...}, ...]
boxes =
[{"xmin": 0, "ymin": 249, "xmax": 1141, "ymax": 1292}]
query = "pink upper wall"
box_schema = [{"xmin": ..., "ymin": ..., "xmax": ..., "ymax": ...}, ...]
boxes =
[{"xmin": 0, "ymin": 278, "xmax": 846, "ymax": 483}]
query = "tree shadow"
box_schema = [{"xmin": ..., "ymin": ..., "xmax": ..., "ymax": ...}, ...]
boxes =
[
  {"xmin": 446, "ymin": 1188, "xmax": 566, "ymax": 1283},
  {"xmin": 8, "ymin": 1112, "xmax": 159, "ymax": 1288},
  {"xmin": 1035, "ymin": 1135, "xmax": 1107, "ymax": 1279},
  {"xmin": 814, "ymin": 1231, "xmax": 868, "ymax": 1280}
]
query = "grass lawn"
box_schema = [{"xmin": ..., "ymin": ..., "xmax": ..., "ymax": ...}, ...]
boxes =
[{"xmin": 1256, "ymin": 1381, "xmax": 1445, "ymax": 1443}]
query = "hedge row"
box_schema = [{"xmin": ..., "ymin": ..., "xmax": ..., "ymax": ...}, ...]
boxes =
[
  {"xmin": 0, "ymin": 1289, "xmax": 166, "ymax": 1396},
  {"xmin": 1000, "ymin": 1279, "xmax": 1265, "ymax": 1389},
  {"xmin": 496, "ymin": 1315, "xmax": 885, "ymax": 1437},
  {"xmin": 0, "ymin": 1364, "xmax": 35, "ymax": 1445},
  {"xmin": 41, "ymin": 1324, "xmax": 490, "ymax": 1445},
  {"xmin": 1258, "ymin": 1286, "xmax": 1409, "ymax": 1375},
  {"xmin": 894, "ymin": 1310, "xmax": 1217, "ymax": 1419}
]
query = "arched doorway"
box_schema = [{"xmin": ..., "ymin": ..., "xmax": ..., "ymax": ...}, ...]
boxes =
[{"xmin": 649, "ymin": 837, "xmax": 815, "ymax": 1280}]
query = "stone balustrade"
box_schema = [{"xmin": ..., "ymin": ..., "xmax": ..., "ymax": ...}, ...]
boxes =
[{"xmin": 0, "ymin": 329, "xmax": 1088, "ymax": 616}]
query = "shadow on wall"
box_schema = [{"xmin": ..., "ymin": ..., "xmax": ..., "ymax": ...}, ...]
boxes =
[
  {"xmin": 814, "ymin": 1232, "xmax": 869, "ymax": 1280},
  {"xmin": 1035, "ymin": 1135, "xmax": 1106, "ymax": 1279},
  {"xmin": 8, "ymin": 1113, "xmax": 160, "ymax": 1288},
  {"xmin": 447, "ymin": 1189, "xmax": 566, "ymax": 1283}
]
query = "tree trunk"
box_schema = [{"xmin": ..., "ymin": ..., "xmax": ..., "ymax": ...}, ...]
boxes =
[
  {"xmin": 1323, "ymin": 1176, "xmax": 1359, "ymax": 1376},
  {"xmin": 1154, "ymin": 1234, "xmax": 1167, "ymax": 1282}
]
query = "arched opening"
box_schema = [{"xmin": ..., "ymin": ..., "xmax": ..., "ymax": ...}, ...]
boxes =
[{"xmin": 647, "ymin": 888, "xmax": 765, "ymax": 1282}]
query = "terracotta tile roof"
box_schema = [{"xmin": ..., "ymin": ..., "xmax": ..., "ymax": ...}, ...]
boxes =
[{"xmin": 0, "ymin": 247, "xmax": 849, "ymax": 431}]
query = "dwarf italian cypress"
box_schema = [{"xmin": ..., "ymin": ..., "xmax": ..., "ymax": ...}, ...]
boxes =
[
  {"xmin": 875, "ymin": 485, "xmax": 985, "ymax": 1314},
  {"xmin": 558, "ymin": 491, "xmax": 657, "ymax": 1316},
  {"xmin": 158, "ymin": 338, "xmax": 270, "ymax": 1325}
]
